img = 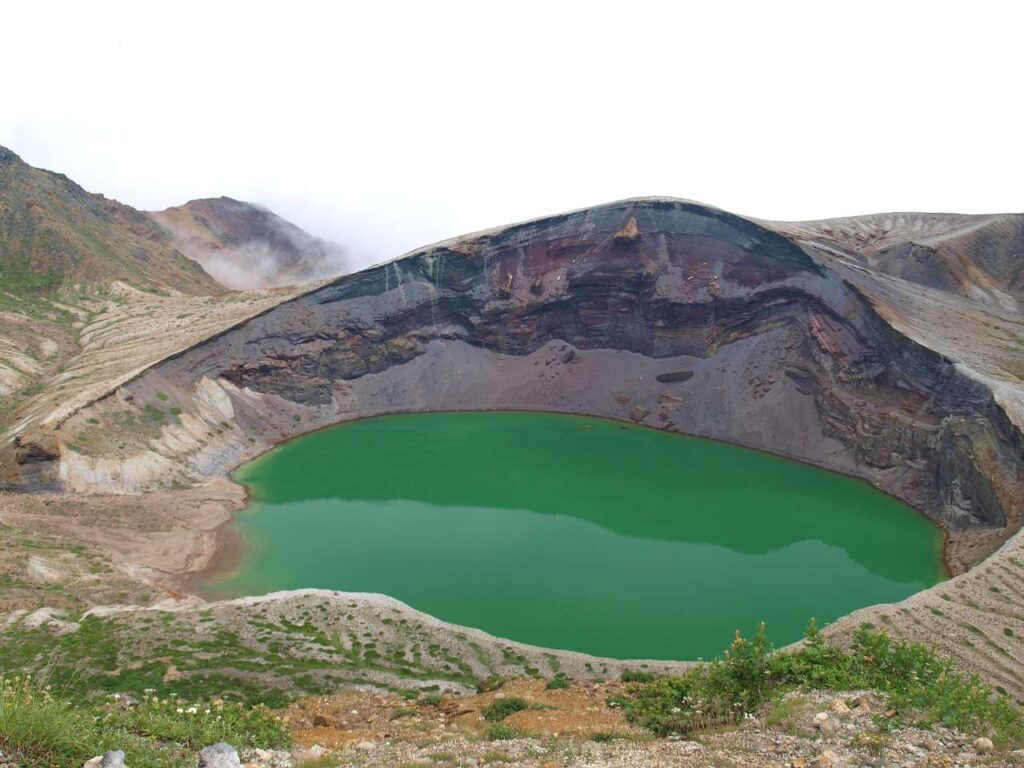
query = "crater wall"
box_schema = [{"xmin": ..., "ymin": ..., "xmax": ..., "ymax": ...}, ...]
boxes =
[{"xmin": 46, "ymin": 199, "xmax": 1024, "ymax": 572}]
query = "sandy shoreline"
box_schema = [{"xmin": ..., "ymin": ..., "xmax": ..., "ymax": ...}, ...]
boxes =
[{"xmin": 0, "ymin": 478, "xmax": 247, "ymax": 605}]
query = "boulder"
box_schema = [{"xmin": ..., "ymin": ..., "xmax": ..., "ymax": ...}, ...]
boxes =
[
  {"xmin": 197, "ymin": 743, "xmax": 241, "ymax": 768},
  {"xmin": 827, "ymin": 699, "xmax": 850, "ymax": 714},
  {"xmin": 84, "ymin": 752, "xmax": 125, "ymax": 768}
]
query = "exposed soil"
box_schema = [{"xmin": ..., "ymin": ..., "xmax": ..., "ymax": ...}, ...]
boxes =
[
  {"xmin": 272, "ymin": 685, "xmax": 1016, "ymax": 767},
  {"xmin": 0, "ymin": 478, "xmax": 244, "ymax": 604}
]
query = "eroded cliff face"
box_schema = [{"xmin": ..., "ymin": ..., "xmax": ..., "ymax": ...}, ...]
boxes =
[{"xmin": 42, "ymin": 199, "xmax": 1024, "ymax": 569}]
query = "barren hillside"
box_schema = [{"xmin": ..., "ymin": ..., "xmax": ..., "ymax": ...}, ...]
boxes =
[{"xmin": 150, "ymin": 197, "xmax": 348, "ymax": 290}]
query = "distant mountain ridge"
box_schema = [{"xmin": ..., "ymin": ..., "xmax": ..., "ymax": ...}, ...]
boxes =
[
  {"xmin": 769, "ymin": 212, "xmax": 1024, "ymax": 313},
  {"xmin": 0, "ymin": 145, "xmax": 220, "ymax": 295},
  {"xmin": 149, "ymin": 197, "xmax": 348, "ymax": 290},
  {"xmin": 0, "ymin": 145, "xmax": 347, "ymax": 294}
]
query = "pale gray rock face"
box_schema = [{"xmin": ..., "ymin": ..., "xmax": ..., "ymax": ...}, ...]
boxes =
[{"xmin": 196, "ymin": 743, "xmax": 240, "ymax": 768}]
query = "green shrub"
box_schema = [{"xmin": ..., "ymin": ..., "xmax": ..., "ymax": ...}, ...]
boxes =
[
  {"xmin": 546, "ymin": 673, "xmax": 570, "ymax": 690},
  {"xmin": 482, "ymin": 697, "xmax": 529, "ymax": 722},
  {"xmin": 476, "ymin": 675, "xmax": 505, "ymax": 693},
  {"xmin": 620, "ymin": 669, "xmax": 656, "ymax": 684}
]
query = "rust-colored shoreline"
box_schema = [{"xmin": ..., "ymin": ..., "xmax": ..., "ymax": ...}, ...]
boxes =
[{"xmin": 183, "ymin": 509, "xmax": 251, "ymax": 599}]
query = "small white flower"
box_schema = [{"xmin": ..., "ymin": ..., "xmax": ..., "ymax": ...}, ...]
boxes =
[{"xmin": 176, "ymin": 707, "xmax": 184, "ymax": 713}]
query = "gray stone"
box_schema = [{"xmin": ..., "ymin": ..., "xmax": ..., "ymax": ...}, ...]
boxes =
[
  {"xmin": 84, "ymin": 752, "xmax": 126, "ymax": 768},
  {"xmin": 974, "ymin": 736, "xmax": 995, "ymax": 754},
  {"xmin": 197, "ymin": 743, "xmax": 241, "ymax": 768}
]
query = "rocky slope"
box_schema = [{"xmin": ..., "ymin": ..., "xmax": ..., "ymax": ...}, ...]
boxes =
[
  {"xmin": 43, "ymin": 198, "xmax": 1024, "ymax": 572},
  {"xmin": 0, "ymin": 149, "xmax": 347, "ymax": 485},
  {"xmin": 771, "ymin": 212, "xmax": 1024, "ymax": 312},
  {"xmin": 150, "ymin": 197, "xmax": 348, "ymax": 290},
  {"xmin": 0, "ymin": 146, "xmax": 220, "ymax": 295}
]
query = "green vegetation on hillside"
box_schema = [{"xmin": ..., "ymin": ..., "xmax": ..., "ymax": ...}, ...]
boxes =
[
  {"xmin": 618, "ymin": 620, "xmax": 1024, "ymax": 747},
  {"xmin": 0, "ymin": 677, "xmax": 288, "ymax": 768},
  {"xmin": 0, "ymin": 146, "xmax": 220, "ymax": 296},
  {"xmin": 3, "ymin": 611, "xmax": 1024, "ymax": 763}
]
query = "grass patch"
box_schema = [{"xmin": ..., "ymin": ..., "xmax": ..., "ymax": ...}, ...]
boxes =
[
  {"xmin": 620, "ymin": 669, "xmax": 656, "ymax": 684},
  {"xmin": 426, "ymin": 753, "xmax": 457, "ymax": 763},
  {"xmin": 0, "ymin": 677, "xmax": 289, "ymax": 768},
  {"xmin": 484, "ymin": 723, "xmax": 526, "ymax": 741},
  {"xmin": 849, "ymin": 731, "xmax": 891, "ymax": 755},
  {"xmin": 480, "ymin": 751, "xmax": 519, "ymax": 762},
  {"xmin": 762, "ymin": 693, "xmax": 808, "ymax": 732},
  {"xmin": 144, "ymin": 404, "xmax": 166, "ymax": 423},
  {"xmin": 66, "ymin": 410, "xmax": 163, "ymax": 457}
]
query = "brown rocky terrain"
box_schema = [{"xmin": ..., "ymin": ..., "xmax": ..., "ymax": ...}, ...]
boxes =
[
  {"xmin": 771, "ymin": 213, "xmax": 1024, "ymax": 312},
  {"xmin": 0, "ymin": 146, "xmax": 345, "ymax": 488},
  {"xmin": 268, "ymin": 685, "xmax": 1017, "ymax": 768},
  {"xmin": 0, "ymin": 146, "xmax": 219, "ymax": 295}
]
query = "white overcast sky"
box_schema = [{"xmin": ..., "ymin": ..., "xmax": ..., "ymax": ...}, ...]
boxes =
[{"xmin": 3, "ymin": 1, "xmax": 1022, "ymax": 269}]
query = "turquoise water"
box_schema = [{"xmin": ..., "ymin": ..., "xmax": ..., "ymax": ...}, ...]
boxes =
[{"xmin": 208, "ymin": 411, "xmax": 946, "ymax": 660}]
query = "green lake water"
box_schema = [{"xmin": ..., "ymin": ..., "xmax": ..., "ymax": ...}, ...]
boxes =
[{"xmin": 208, "ymin": 411, "xmax": 946, "ymax": 660}]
